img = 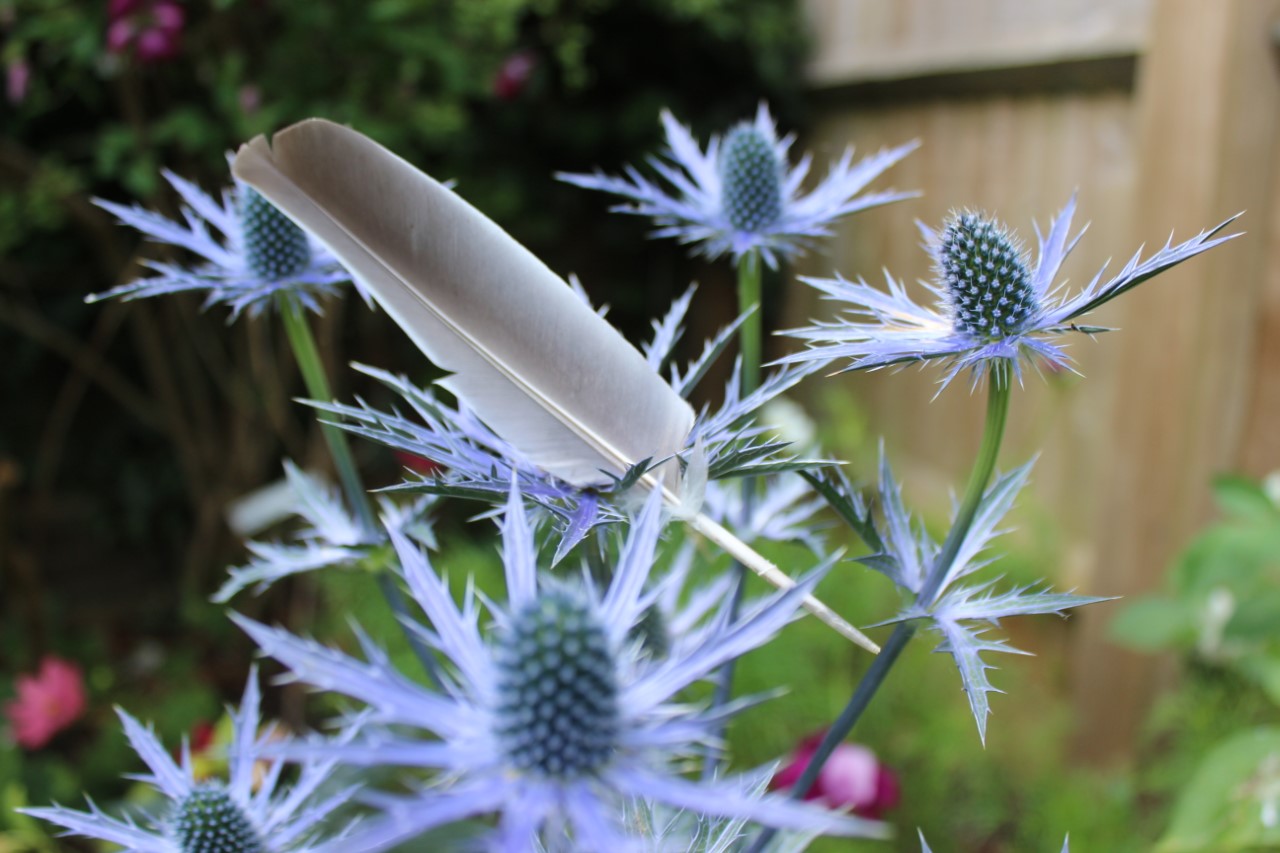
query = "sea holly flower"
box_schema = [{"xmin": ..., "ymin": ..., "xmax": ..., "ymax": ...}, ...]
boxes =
[
  {"xmin": 23, "ymin": 670, "xmax": 358, "ymax": 853},
  {"xmin": 4, "ymin": 656, "xmax": 87, "ymax": 750},
  {"xmin": 235, "ymin": 487, "xmax": 883, "ymax": 850},
  {"xmin": 558, "ymin": 103, "xmax": 919, "ymax": 269},
  {"xmin": 214, "ymin": 461, "xmax": 437, "ymax": 602},
  {"xmin": 782, "ymin": 195, "xmax": 1241, "ymax": 389},
  {"xmin": 862, "ymin": 452, "xmax": 1109, "ymax": 743},
  {"xmin": 91, "ymin": 170, "xmax": 355, "ymax": 320}
]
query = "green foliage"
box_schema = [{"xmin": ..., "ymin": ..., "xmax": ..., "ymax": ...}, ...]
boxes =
[
  {"xmin": 1114, "ymin": 473, "xmax": 1280, "ymax": 852},
  {"xmin": 1112, "ymin": 475, "xmax": 1280, "ymax": 697},
  {"xmin": 1157, "ymin": 728, "xmax": 1280, "ymax": 852}
]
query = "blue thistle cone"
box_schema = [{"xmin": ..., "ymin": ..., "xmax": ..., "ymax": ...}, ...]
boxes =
[
  {"xmin": 493, "ymin": 589, "xmax": 619, "ymax": 779},
  {"xmin": 171, "ymin": 785, "xmax": 265, "ymax": 853},
  {"xmin": 719, "ymin": 126, "xmax": 784, "ymax": 233},
  {"xmin": 240, "ymin": 188, "xmax": 312, "ymax": 281},
  {"xmin": 938, "ymin": 212, "xmax": 1036, "ymax": 339}
]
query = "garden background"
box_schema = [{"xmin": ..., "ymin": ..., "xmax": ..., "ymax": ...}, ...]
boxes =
[{"xmin": 3, "ymin": 0, "xmax": 1280, "ymax": 849}]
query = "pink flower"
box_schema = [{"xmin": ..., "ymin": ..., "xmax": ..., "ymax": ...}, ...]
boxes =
[
  {"xmin": 772, "ymin": 731, "xmax": 901, "ymax": 819},
  {"xmin": 4, "ymin": 656, "xmax": 87, "ymax": 750},
  {"xmin": 492, "ymin": 49, "xmax": 537, "ymax": 101},
  {"xmin": 106, "ymin": 0, "xmax": 184, "ymax": 64},
  {"xmin": 394, "ymin": 449, "xmax": 443, "ymax": 477},
  {"xmin": 5, "ymin": 57, "xmax": 30, "ymax": 105}
]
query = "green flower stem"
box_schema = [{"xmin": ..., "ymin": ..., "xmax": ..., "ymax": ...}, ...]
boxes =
[
  {"xmin": 703, "ymin": 250, "xmax": 765, "ymax": 780},
  {"xmin": 918, "ymin": 358, "xmax": 1011, "ymax": 605},
  {"xmin": 736, "ymin": 251, "xmax": 763, "ymax": 397},
  {"xmin": 277, "ymin": 295, "xmax": 440, "ymax": 687},
  {"xmin": 278, "ymin": 296, "xmax": 376, "ymax": 534},
  {"xmin": 744, "ymin": 362, "xmax": 1013, "ymax": 853}
]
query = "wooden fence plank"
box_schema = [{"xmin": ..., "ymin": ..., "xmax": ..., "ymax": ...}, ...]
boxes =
[
  {"xmin": 793, "ymin": 0, "xmax": 1280, "ymax": 767},
  {"xmin": 805, "ymin": 0, "xmax": 1151, "ymax": 85},
  {"xmin": 1069, "ymin": 0, "xmax": 1280, "ymax": 764}
]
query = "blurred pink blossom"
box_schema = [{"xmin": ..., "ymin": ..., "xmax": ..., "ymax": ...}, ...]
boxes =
[
  {"xmin": 106, "ymin": 0, "xmax": 184, "ymax": 64},
  {"xmin": 5, "ymin": 656, "xmax": 87, "ymax": 750},
  {"xmin": 6, "ymin": 57, "xmax": 29, "ymax": 104},
  {"xmin": 492, "ymin": 49, "xmax": 537, "ymax": 101},
  {"xmin": 771, "ymin": 731, "xmax": 900, "ymax": 818}
]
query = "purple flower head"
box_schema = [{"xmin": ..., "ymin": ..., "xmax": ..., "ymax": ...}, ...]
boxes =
[
  {"xmin": 235, "ymin": 486, "xmax": 883, "ymax": 851},
  {"xmin": 558, "ymin": 104, "xmax": 918, "ymax": 269},
  {"xmin": 782, "ymin": 195, "xmax": 1241, "ymax": 391},
  {"xmin": 22, "ymin": 669, "xmax": 359, "ymax": 852},
  {"xmin": 91, "ymin": 167, "xmax": 358, "ymax": 321}
]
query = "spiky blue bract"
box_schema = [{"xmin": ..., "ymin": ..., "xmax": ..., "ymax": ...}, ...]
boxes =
[
  {"xmin": 314, "ymin": 288, "xmax": 836, "ymax": 561},
  {"xmin": 215, "ymin": 461, "xmax": 436, "ymax": 601},
  {"xmin": 782, "ymin": 195, "xmax": 1242, "ymax": 390},
  {"xmin": 91, "ymin": 167, "xmax": 357, "ymax": 320},
  {"xmin": 235, "ymin": 486, "xmax": 884, "ymax": 851},
  {"xmin": 21, "ymin": 670, "xmax": 358, "ymax": 853},
  {"xmin": 592, "ymin": 772, "xmax": 819, "ymax": 853},
  {"xmin": 558, "ymin": 103, "xmax": 919, "ymax": 269},
  {"xmin": 864, "ymin": 453, "xmax": 1110, "ymax": 743}
]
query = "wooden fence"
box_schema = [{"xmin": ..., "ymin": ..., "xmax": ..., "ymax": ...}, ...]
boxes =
[{"xmin": 791, "ymin": 0, "xmax": 1280, "ymax": 763}]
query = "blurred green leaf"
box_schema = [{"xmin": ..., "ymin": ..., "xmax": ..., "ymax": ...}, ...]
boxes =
[
  {"xmin": 1111, "ymin": 596, "xmax": 1194, "ymax": 651},
  {"xmin": 1158, "ymin": 727, "xmax": 1280, "ymax": 852}
]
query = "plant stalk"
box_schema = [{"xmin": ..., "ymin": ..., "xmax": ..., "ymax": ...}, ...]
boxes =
[
  {"xmin": 277, "ymin": 295, "xmax": 440, "ymax": 686},
  {"xmin": 744, "ymin": 361, "xmax": 1013, "ymax": 851},
  {"xmin": 704, "ymin": 251, "xmax": 765, "ymax": 779}
]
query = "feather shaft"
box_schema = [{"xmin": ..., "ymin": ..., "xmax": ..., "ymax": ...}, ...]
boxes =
[{"xmin": 232, "ymin": 119, "xmax": 876, "ymax": 653}]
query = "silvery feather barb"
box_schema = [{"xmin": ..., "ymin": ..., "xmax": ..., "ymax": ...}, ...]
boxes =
[
  {"xmin": 782, "ymin": 195, "xmax": 1241, "ymax": 389},
  {"xmin": 860, "ymin": 452, "xmax": 1110, "ymax": 743},
  {"xmin": 91, "ymin": 168, "xmax": 355, "ymax": 319},
  {"xmin": 558, "ymin": 103, "xmax": 919, "ymax": 269},
  {"xmin": 22, "ymin": 669, "xmax": 359, "ymax": 853},
  {"xmin": 234, "ymin": 486, "xmax": 885, "ymax": 851}
]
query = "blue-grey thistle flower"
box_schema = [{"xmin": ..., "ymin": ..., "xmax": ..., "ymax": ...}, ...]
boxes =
[
  {"xmin": 240, "ymin": 187, "xmax": 313, "ymax": 282},
  {"xmin": 171, "ymin": 785, "xmax": 265, "ymax": 853},
  {"xmin": 558, "ymin": 104, "xmax": 919, "ymax": 269},
  {"xmin": 782, "ymin": 195, "xmax": 1241, "ymax": 389},
  {"xmin": 91, "ymin": 168, "xmax": 356, "ymax": 320},
  {"xmin": 234, "ymin": 487, "xmax": 883, "ymax": 851},
  {"xmin": 719, "ymin": 125, "xmax": 784, "ymax": 234},
  {"xmin": 22, "ymin": 670, "xmax": 357, "ymax": 853},
  {"xmin": 936, "ymin": 212, "xmax": 1035, "ymax": 340}
]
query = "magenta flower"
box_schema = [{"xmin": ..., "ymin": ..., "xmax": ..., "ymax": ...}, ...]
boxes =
[
  {"xmin": 106, "ymin": 0, "xmax": 185, "ymax": 64},
  {"xmin": 4, "ymin": 656, "xmax": 87, "ymax": 750},
  {"xmin": 772, "ymin": 731, "xmax": 901, "ymax": 819},
  {"xmin": 5, "ymin": 57, "xmax": 30, "ymax": 104},
  {"xmin": 492, "ymin": 48, "xmax": 537, "ymax": 101}
]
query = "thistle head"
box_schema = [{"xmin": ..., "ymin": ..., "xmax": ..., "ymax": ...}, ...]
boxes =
[
  {"xmin": 239, "ymin": 188, "xmax": 311, "ymax": 281},
  {"xmin": 719, "ymin": 124, "xmax": 784, "ymax": 233},
  {"xmin": 493, "ymin": 588, "xmax": 619, "ymax": 779},
  {"xmin": 170, "ymin": 784, "xmax": 264, "ymax": 853},
  {"xmin": 937, "ymin": 212, "xmax": 1035, "ymax": 339}
]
